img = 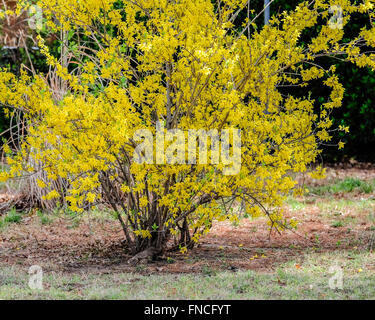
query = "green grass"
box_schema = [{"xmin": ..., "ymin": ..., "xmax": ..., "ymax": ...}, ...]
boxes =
[
  {"xmin": 37, "ymin": 210, "xmax": 53, "ymax": 225},
  {"xmin": 311, "ymin": 197, "xmax": 375, "ymax": 228},
  {"xmin": 308, "ymin": 178, "xmax": 375, "ymax": 196},
  {"xmin": 284, "ymin": 195, "xmax": 375, "ymax": 229},
  {"xmin": 0, "ymin": 208, "xmax": 23, "ymax": 229},
  {"xmin": 316, "ymin": 198, "xmax": 374, "ymax": 220},
  {"xmin": 331, "ymin": 221, "xmax": 344, "ymax": 228},
  {"xmin": 0, "ymin": 251, "xmax": 374, "ymax": 299},
  {"xmin": 286, "ymin": 197, "xmax": 307, "ymax": 211}
]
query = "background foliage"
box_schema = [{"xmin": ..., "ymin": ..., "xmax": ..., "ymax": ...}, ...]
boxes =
[{"xmin": 237, "ymin": 0, "xmax": 375, "ymax": 162}]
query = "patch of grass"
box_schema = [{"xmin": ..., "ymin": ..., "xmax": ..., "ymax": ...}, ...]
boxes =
[
  {"xmin": 359, "ymin": 182, "xmax": 374, "ymax": 194},
  {"xmin": 286, "ymin": 197, "xmax": 306, "ymax": 211},
  {"xmin": 1, "ymin": 250, "xmax": 374, "ymax": 299},
  {"xmin": 337, "ymin": 178, "xmax": 363, "ymax": 192},
  {"xmin": 308, "ymin": 178, "xmax": 375, "ymax": 196},
  {"xmin": 37, "ymin": 211, "xmax": 53, "ymax": 225},
  {"xmin": 202, "ymin": 265, "xmax": 217, "ymax": 277},
  {"xmin": 0, "ymin": 208, "xmax": 22, "ymax": 229},
  {"xmin": 331, "ymin": 221, "xmax": 344, "ymax": 228},
  {"xmin": 59, "ymin": 206, "xmax": 117, "ymax": 229},
  {"xmin": 62, "ymin": 207, "xmax": 82, "ymax": 229},
  {"xmin": 4, "ymin": 208, "xmax": 22, "ymax": 223},
  {"xmin": 316, "ymin": 198, "xmax": 375, "ymax": 226}
]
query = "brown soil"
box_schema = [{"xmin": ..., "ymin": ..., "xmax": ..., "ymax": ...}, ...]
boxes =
[
  {"xmin": 0, "ymin": 167, "xmax": 374, "ymax": 275},
  {"xmin": 0, "ymin": 205, "xmax": 372, "ymax": 275}
]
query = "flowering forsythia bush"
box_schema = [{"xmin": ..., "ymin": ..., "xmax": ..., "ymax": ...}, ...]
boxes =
[{"xmin": 0, "ymin": 0, "xmax": 375, "ymax": 255}]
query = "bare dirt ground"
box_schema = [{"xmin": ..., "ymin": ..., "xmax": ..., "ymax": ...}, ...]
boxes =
[{"xmin": 0, "ymin": 166, "xmax": 374, "ymax": 276}]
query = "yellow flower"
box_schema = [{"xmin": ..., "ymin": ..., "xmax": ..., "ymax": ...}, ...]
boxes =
[
  {"xmin": 86, "ymin": 192, "xmax": 96, "ymax": 203},
  {"xmin": 43, "ymin": 190, "xmax": 60, "ymax": 200},
  {"xmin": 36, "ymin": 179, "xmax": 47, "ymax": 188}
]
